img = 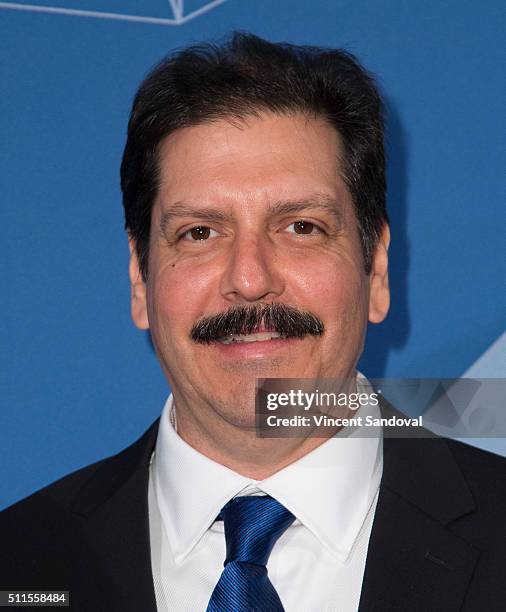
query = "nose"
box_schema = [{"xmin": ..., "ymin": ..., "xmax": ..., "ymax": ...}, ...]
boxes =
[{"xmin": 220, "ymin": 234, "xmax": 285, "ymax": 304}]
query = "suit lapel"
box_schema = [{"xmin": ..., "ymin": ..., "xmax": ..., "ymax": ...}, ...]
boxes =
[
  {"xmin": 70, "ymin": 420, "xmax": 160, "ymax": 612},
  {"xmin": 359, "ymin": 436, "xmax": 479, "ymax": 611}
]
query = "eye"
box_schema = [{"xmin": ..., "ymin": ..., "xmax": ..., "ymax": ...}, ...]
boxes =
[
  {"xmin": 181, "ymin": 226, "xmax": 218, "ymax": 241},
  {"xmin": 286, "ymin": 220, "xmax": 322, "ymax": 235}
]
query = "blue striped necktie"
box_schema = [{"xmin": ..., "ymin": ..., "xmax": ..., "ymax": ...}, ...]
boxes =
[{"xmin": 207, "ymin": 495, "xmax": 295, "ymax": 612}]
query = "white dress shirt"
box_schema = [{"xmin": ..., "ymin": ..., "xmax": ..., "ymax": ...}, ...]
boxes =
[{"xmin": 148, "ymin": 376, "xmax": 383, "ymax": 612}]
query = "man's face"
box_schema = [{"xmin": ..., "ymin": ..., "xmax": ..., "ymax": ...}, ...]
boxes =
[{"xmin": 129, "ymin": 112, "xmax": 389, "ymax": 429}]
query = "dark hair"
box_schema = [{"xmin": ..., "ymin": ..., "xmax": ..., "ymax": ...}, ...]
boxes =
[{"xmin": 121, "ymin": 32, "xmax": 388, "ymax": 280}]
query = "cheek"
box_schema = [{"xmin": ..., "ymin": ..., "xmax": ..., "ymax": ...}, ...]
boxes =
[
  {"xmin": 146, "ymin": 264, "xmax": 218, "ymax": 337},
  {"xmin": 314, "ymin": 266, "xmax": 369, "ymax": 366},
  {"xmin": 290, "ymin": 255, "xmax": 368, "ymax": 319}
]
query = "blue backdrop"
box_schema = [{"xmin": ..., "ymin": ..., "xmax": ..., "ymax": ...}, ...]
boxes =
[{"xmin": 1, "ymin": 0, "xmax": 505, "ymax": 510}]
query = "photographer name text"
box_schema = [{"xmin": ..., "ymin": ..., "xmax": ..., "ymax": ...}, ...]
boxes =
[{"xmin": 265, "ymin": 414, "xmax": 423, "ymax": 428}]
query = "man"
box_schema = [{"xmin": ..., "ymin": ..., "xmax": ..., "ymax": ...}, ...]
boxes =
[{"xmin": 1, "ymin": 33, "xmax": 505, "ymax": 611}]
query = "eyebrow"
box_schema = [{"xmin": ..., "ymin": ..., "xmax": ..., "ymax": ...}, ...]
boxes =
[
  {"xmin": 159, "ymin": 195, "xmax": 343, "ymax": 235},
  {"xmin": 267, "ymin": 196, "xmax": 344, "ymax": 225},
  {"xmin": 159, "ymin": 204, "xmax": 231, "ymax": 236}
]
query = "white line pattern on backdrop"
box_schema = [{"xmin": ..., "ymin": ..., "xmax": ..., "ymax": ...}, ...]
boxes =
[{"xmin": 0, "ymin": 0, "xmax": 228, "ymax": 25}]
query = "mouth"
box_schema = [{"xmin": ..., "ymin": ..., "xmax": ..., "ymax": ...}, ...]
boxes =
[{"xmin": 218, "ymin": 331, "xmax": 285, "ymax": 344}]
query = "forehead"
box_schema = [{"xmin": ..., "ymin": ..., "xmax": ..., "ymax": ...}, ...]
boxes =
[{"xmin": 155, "ymin": 112, "xmax": 351, "ymax": 212}]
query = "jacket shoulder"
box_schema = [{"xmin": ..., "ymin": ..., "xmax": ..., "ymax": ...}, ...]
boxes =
[
  {"xmin": 0, "ymin": 420, "xmax": 159, "ymax": 591},
  {"xmin": 1, "ymin": 419, "xmax": 159, "ymax": 519},
  {"xmin": 443, "ymin": 438, "xmax": 506, "ymax": 503},
  {"xmin": 2, "ymin": 456, "xmax": 106, "ymax": 517}
]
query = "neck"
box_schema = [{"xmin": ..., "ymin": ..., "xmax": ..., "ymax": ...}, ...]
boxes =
[{"xmin": 171, "ymin": 392, "xmax": 356, "ymax": 480}]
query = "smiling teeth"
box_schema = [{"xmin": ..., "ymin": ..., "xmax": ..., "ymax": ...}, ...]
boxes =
[{"xmin": 219, "ymin": 332, "xmax": 282, "ymax": 344}]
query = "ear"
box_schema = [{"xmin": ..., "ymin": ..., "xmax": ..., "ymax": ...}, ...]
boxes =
[
  {"xmin": 128, "ymin": 236, "xmax": 149, "ymax": 330},
  {"xmin": 368, "ymin": 223, "xmax": 390, "ymax": 324}
]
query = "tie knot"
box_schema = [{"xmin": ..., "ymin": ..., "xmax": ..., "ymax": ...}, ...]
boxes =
[{"xmin": 220, "ymin": 496, "xmax": 295, "ymax": 567}]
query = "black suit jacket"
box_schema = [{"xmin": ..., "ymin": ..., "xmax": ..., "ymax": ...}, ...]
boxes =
[{"xmin": 1, "ymin": 418, "xmax": 506, "ymax": 611}]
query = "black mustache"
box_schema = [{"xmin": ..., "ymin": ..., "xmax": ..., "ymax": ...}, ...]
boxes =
[{"xmin": 190, "ymin": 303, "xmax": 324, "ymax": 344}]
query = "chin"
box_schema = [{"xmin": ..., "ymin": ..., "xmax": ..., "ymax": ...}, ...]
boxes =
[{"xmin": 206, "ymin": 385, "xmax": 259, "ymax": 428}]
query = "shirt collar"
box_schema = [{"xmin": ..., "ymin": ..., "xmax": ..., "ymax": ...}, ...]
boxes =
[
  {"xmin": 153, "ymin": 396, "xmax": 255, "ymax": 564},
  {"xmin": 153, "ymin": 374, "xmax": 382, "ymax": 564}
]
